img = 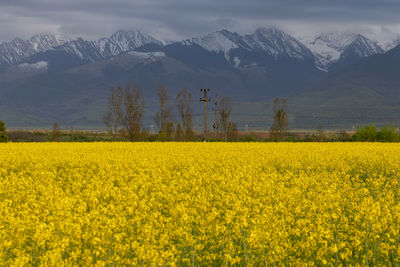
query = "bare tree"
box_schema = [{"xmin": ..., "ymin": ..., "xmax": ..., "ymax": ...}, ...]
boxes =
[
  {"xmin": 270, "ymin": 98, "xmax": 288, "ymax": 141},
  {"xmin": 50, "ymin": 122, "xmax": 61, "ymax": 141},
  {"xmin": 219, "ymin": 96, "xmax": 232, "ymax": 142},
  {"xmin": 166, "ymin": 121, "xmax": 175, "ymax": 140},
  {"xmin": 227, "ymin": 121, "xmax": 238, "ymax": 141},
  {"xmin": 175, "ymin": 123, "xmax": 184, "ymax": 141},
  {"xmin": 155, "ymin": 84, "xmax": 174, "ymax": 139},
  {"xmin": 317, "ymin": 123, "xmax": 325, "ymax": 141},
  {"xmin": 176, "ymin": 88, "xmax": 193, "ymax": 141},
  {"xmin": 103, "ymin": 86, "xmax": 123, "ymax": 139},
  {"xmin": 123, "ymin": 85, "xmax": 145, "ymax": 141},
  {"xmin": 338, "ymin": 129, "xmax": 350, "ymax": 142}
]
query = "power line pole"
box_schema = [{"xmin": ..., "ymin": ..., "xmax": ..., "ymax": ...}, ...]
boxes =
[
  {"xmin": 200, "ymin": 88, "xmax": 210, "ymax": 136},
  {"xmin": 213, "ymin": 94, "xmax": 219, "ymax": 140}
]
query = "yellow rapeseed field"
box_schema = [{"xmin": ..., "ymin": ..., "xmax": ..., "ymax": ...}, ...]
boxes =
[{"xmin": 0, "ymin": 142, "xmax": 400, "ymax": 265}]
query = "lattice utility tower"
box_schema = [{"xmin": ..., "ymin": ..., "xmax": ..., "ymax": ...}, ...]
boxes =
[{"xmin": 200, "ymin": 88, "xmax": 211, "ymax": 135}]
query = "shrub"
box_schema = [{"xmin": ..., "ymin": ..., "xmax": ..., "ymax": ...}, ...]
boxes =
[
  {"xmin": 354, "ymin": 125, "xmax": 378, "ymax": 141},
  {"xmin": 240, "ymin": 134, "xmax": 258, "ymax": 142},
  {"xmin": 377, "ymin": 126, "xmax": 399, "ymax": 142},
  {"xmin": 0, "ymin": 120, "xmax": 9, "ymax": 142}
]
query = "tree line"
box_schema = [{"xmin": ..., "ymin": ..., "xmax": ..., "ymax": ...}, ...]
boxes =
[
  {"xmin": 102, "ymin": 84, "xmax": 238, "ymax": 141},
  {"xmin": 265, "ymin": 98, "xmax": 400, "ymax": 142},
  {"xmin": 101, "ymin": 85, "xmax": 290, "ymax": 142},
  {"xmin": 1, "ymin": 89, "xmax": 399, "ymax": 142}
]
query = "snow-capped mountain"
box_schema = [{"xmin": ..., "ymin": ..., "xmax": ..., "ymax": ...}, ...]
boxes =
[
  {"xmin": 2, "ymin": 27, "xmax": 400, "ymax": 129},
  {"xmin": 384, "ymin": 36, "xmax": 400, "ymax": 51},
  {"xmin": 181, "ymin": 30, "xmax": 243, "ymax": 60},
  {"xmin": 304, "ymin": 33, "xmax": 384, "ymax": 71},
  {"xmin": 29, "ymin": 34, "xmax": 70, "ymax": 52},
  {"xmin": 181, "ymin": 27, "xmax": 316, "ymax": 67},
  {"xmin": 0, "ymin": 28, "xmax": 390, "ymax": 72},
  {"xmin": 57, "ymin": 38, "xmax": 103, "ymax": 62},
  {"xmin": 50, "ymin": 30, "xmax": 163, "ymax": 63},
  {"xmin": 0, "ymin": 34, "xmax": 70, "ymax": 65},
  {"xmin": 243, "ymin": 28, "xmax": 314, "ymax": 60},
  {"xmin": 95, "ymin": 30, "xmax": 163, "ymax": 58},
  {"xmin": 0, "ymin": 30, "xmax": 163, "ymax": 66}
]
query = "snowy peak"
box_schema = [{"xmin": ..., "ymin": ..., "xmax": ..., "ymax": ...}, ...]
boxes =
[
  {"xmin": 109, "ymin": 30, "xmax": 162, "ymax": 48},
  {"xmin": 29, "ymin": 33, "xmax": 71, "ymax": 51},
  {"xmin": 0, "ymin": 28, "xmax": 392, "ymax": 73},
  {"xmin": 59, "ymin": 38, "xmax": 102, "ymax": 62},
  {"xmin": 0, "ymin": 30, "xmax": 163, "ymax": 65},
  {"xmin": 0, "ymin": 33, "xmax": 70, "ymax": 65},
  {"xmin": 96, "ymin": 30, "xmax": 163, "ymax": 58},
  {"xmin": 314, "ymin": 33, "xmax": 360, "ymax": 50},
  {"xmin": 182, "ymin": 29, "xmax": 242, "ymax": 55},
  {"xmin": 244, "ymin": 27, "xmax": 314, "ymax": 59},
  {"xmin": 384, "ymin": 36, "xmax": 400, "ymax": 51},
  {"xmin": 343, "ymin": 34, "xmax": 383, "ymax": 57},
  {"xmin": 182, "ymin": 27, "xmax": 315, "ymax": 64},
  {"xmin": 305, "ymin": 32, "xmax": 383, "ymax": 71}
]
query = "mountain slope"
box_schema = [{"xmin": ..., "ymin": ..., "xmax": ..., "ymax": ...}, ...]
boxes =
[
  {"xmin": 0, "ymin": 30, "xmax": 163, "ymax": 68},
  {"xmin": 181, "ymin": 29, "xmax": 243, "ymax": 59},
  {"xmin": 304, "ymin": 33, "xmax": 384, "ymax": 71},
  {"xmin": 141, "ymin": 29, "xmax": 323, "ymax": 96},
  {"xmin": 384, "ymin": 36, "xmax": 400, "ymax": 51},
  {"xmin": 181, "ymin": 28, "xmax": 317, "ymax": 68},
  {"xmin": 289, "ymin": 44, "xmax": 400, "ymax": 128},
  {"xmin": 0, "ymin": 34, "xmax": 70, "ymax": 66},
  {"xmin": 0, "ymin": 28, "xmax": 399, "ymax": 129},
  {"xmin": 95, "ymin": 30, "xmax": 163, "ymax": 58},
  {"xmin": 243, "ymin": 28, "xmax": 314, "ymax": 60},
  {"xmin": 0, "ymin": 42, "xmax": 323, "ymax": 128}
]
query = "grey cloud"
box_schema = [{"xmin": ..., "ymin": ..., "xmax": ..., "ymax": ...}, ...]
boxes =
[{"xmin": 0, "ymin": 0, "xmax": 400, "ymax": 42}]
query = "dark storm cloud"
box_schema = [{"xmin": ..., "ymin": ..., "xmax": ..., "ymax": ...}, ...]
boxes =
[{"xmin": 1, "ymin": 0, "xmax": 400, "ymax": 42}]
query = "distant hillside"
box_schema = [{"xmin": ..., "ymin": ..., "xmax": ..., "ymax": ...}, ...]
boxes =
[
  {"xmin": 302, "ymin": 32, "xmax": 384, "ymax": 71},
  {"xmin": 0, "ymin": 28, "xmax": 400, "ymax": 129},
  {"xmin": 288, "ymin": 44, "xmax": 400, "ymax": 128}
]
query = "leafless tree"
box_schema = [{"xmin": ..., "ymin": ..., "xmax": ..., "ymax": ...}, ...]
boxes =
[
  {"xmin": 155, "ymin": 84, "xmax": 174, "ymax": 139},
  {"xmin": 50, "ymin": 122, "xmax": 61, "ymax": 141},
  {"xmin": 270, "ymin": 98, "xmax": 288, "ymax": 141},
  {"xmin": 123, "ymin": 85, "xmax": 145, "ymax": 141},
  {"xmin": 103, "ymin": 86, "xmax": 123, "ymax": 139},
  {"xmin": 176, "ymin": 88, "xmax": 193, "ymax": 141},
  {"xmin": 166, "ymin": 122, "xmax": 175, "ymax": 141},
  {"xmin": 338, "ymin": 129, "xmax": 350, "ymax": 141},
  {"xmin": 175, "ymin": 123, "xmax": 184, "ymax": 141},
  {"xmin": 227, "ymin": 121, "xmax": 238, "ymax": 141},
  {"xmin": 317, "ymin": 123, "xmax": 325, "ymax": 141},
  {"xmin": 219, "ymin": 96, "xmax": 232, "ymax": 142}
]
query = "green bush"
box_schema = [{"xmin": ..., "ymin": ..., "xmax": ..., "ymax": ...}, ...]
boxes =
[
  {"xmin": 377, "ymin": 126, "xmax": 399, "ymax": 142},
  {"xmin": 354, "ymin": 125, "xmax": 378, "ymax": 141},
  {"xmin": 240, "ymin": 134, "xmax": 258, "ymax": 142},
  {"xmin": 156, "ymin": 131, "xmax": 168, "ymax": 141},
  {"xmin": 353, "ymin": 125, "xmax": 399, "ymax": 142}
]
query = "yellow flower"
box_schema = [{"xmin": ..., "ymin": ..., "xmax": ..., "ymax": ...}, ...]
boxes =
[{"xmin": 0, "ymin": 142, "xmax": 399, "ymax": 265}]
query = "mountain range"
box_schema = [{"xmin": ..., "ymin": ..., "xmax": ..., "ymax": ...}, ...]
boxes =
[{"xmin": 0, "ymin": 28, "xmax": 399, "ymax": 129}]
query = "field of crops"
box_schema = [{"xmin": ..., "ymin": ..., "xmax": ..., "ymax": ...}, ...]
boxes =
[{"xmin": 0, "ymin": 143, "xmax": 399, "ymax": 265}]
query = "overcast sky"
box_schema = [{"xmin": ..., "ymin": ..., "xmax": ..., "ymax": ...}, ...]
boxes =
[{"xmin": 1, "ymin": 0, "xmax": 400, "ymax": 44}]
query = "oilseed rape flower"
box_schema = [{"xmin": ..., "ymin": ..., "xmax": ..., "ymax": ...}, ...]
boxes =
[{"xmin": 0, "ymin": 142, "xmax": 400, "ymax": 265}]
